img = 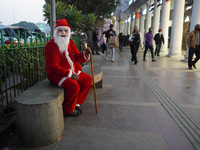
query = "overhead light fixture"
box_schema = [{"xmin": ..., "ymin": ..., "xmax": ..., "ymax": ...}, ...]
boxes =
[
  {"xmin": 186, "ymin": 6, "xmax": 192, "ymax": 11},
  {"xmin": 184, "ymin": 16, "xmax": 189, "ymax": 22}
]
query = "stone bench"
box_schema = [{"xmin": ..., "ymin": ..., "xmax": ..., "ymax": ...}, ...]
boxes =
[
  {"xmin": 15, "ymin": 79, "xmax": 64, "ymax": 147},
  {"xmin": 15, "ymin": 60, "xmax": 102, "ymax": 147}
]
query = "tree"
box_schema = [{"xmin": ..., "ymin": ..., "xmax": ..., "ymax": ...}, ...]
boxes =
[
  {"xmin": 44, "ymin": 0, "xmax": 119, "ymax": 22},
  {"xmin": 43, "ymin": 2, "xmax": 96, "ymax": 33}
]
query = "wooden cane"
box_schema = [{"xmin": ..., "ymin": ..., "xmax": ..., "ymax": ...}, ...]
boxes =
[{"xmin": 85, "ymin": 43, "xmax": 98, "ymax": 113}]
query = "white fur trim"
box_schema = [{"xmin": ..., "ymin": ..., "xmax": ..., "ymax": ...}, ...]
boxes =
[
  {"xmin": 68, "ymin": 69, "xmax": 73, "ymax": 78},
  {"xmin": 58, "ymin": 77, "xmax": 68, "ymax": 87},
  {"xmin": 77, "ymin": 70, "xmax": 81, "ymax": 75},
  {"xmin": 55, "ymin": 26, "xmax": 70, "ymax": 31},
  {"xmin": 65, "ymin": 48, "xmax": 74, "ymax": 73}
]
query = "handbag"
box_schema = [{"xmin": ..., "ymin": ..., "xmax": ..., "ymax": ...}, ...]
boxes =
[{"xmin": 109, "ymin": 36, "xmax": 118, "ymax": 48}]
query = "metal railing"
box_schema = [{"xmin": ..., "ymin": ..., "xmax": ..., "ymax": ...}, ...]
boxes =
[{"xmin": 0, "ymin": 30, "xmax": 52, "ymax": 127}]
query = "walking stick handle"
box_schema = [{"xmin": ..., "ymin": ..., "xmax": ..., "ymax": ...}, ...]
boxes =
[{"xmin": 84, "ymin": 43, "xmax": 98, "ymax": 113}]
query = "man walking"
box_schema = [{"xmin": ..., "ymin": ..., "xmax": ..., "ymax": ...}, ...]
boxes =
[
  {"xmin": 143, "ymin": 27, "xmax": 156, "ymax": 61},
  {"xmin": 154, "ymin": 29, "xmax": 164, "ymax": 56},
  {"xmin": 187, "ymin": 24, "xmax": 200, "ymax": 69}
]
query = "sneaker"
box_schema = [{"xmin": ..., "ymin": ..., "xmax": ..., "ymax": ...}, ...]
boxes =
[
  {"xmin": 105, "ymin": 57, "xmax": 107, "ymax": 61},
  {"xmin": 111, "ymin": 60, "xmax": 115, "ymax": 62},
  {"xmin": 152, "ymin": 59, "xmax": 156, "ymax": 62}
]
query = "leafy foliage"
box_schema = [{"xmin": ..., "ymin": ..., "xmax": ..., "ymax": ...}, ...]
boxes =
[{"xmin": 43, "ymin": 2, "xmax": 97, "ymax": 33}]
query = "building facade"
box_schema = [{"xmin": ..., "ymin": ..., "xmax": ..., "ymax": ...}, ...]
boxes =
[{"xmin": 111, "ymin": 0, "xmax": 200, "ymax": 59}]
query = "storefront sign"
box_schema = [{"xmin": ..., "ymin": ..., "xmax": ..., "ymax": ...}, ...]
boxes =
[{"xmin": 136, "ymin": 12, "xmax": 140, "ymax": 18}]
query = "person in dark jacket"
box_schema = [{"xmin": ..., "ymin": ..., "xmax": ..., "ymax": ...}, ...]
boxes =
[
  {"xmin": 105, "ymin": 24, "xmax": 116, "ymax": 62},
  {"xmin": 187, "ymin": 24, "xmax": 200, "ymax": 69},
  {"xmin": 154, "ymin": 29, "xmax": 164, "ymax": 56},
  {"xmin": 143, "ymin": 27, "xmax": 156, "ymax": 62},
  {"xmin": 118, "ymin": 32, "xmax": 124, "ymax": 52},
  {"xmin": 92, "ymin": 28, "xmax": 99, "ymax": 55},
  {"xmin": 129, "ymin": 26, "xmax": 141, "ymax": 65}
]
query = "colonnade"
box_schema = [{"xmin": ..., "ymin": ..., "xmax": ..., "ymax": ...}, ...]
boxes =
[{"xmin": 115, "ymin": 0, "xmax": 200, "ymax": 58}]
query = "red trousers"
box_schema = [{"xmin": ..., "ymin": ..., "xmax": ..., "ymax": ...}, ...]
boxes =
[{"xmin": 60, "ymin": 72, "xmax": 92, "ymax": 114}]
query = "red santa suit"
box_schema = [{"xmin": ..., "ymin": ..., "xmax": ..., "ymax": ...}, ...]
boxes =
[{"xmin": 45, "ymin": 19, "xmax": 92, "ymax": 114}]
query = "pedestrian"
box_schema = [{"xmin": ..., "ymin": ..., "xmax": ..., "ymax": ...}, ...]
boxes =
[
  {"xmin": 143, "ymin": 27, "xmax": 156, "ymax": 62},
  {"xmin": 99, "ymin": 31, "xmax": 107, "ymax": 54},
  {"xmin": 154, "ymin": 29, "xmax": 164, "ymax": 56},
  {"xmin": 45, "ymin": 19, "xmax": 92, "ymax": 117},
  {"xmin": 129, "ymin": 26, "xmax": 141, "ymax": 65},
  {"xmin": 92, "ymin": 28, "xmax": 99, "ymax": 55},
  {"xmin": 105, "ymin": 24, "xmax": 116, "ymax": 62},
  {"xmin": 187, "ymin": 24, "xmax": 200, "ymax": 69},
  {"xmin": 118, "ymin": 32, "xmax": 124, "ymax": 52}
]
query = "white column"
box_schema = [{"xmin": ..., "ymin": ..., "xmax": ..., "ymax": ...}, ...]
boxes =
[
  {"xmin": 135, "ymin": 9, "xmax": 140, "ymax": 29},
  {"xmin": 139, "ymin": 6, "xmax": 145, "ymax": 37},
  {"xmin": 125, "ymin": 17, "xmax": 128, "ymax": 35},
  {"xmin": 119, "ymin": 19, "xmax": 122, "ymax": 33},
  {"xmin": 123, "ymin": 18, "xmax": 126, "ymax": 35},
  {"xmin": 132, "ymin": 13, "xmax": 136, "ymax": 32},
  {"xmin": 182, "ymin": 0, "xmax": 200, "ymax": 62},
  {"xmin": 145, "ymin": 1, "xmax": 152, "ymax": 33},
  {"xmin": 114, "ymin": 19, "xmax": 119, "ymax": 35},
  {"xmin": 130, "ymin": 13, "xmax": 133, "ymax": 34},
  {"xmin": 127, "ymin": 15, "xmax": 131, "ymax": 35},
  {"xmin": 160, "ymin": 0, "xmax": 170, "ymax": 54},
  {"xmin": 167, "ymin": 0, "xmax": 185, "ymax": 57},
  {"xmin": 139, "ymin": 6, "xmax": 145, "ymax": 47},
  {"xmin": 152, "ymin": 0, "xmax": 161, "ymax": 39}
]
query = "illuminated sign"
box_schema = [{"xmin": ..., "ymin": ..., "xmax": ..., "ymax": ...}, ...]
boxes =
[{"xmin": 136, "ymin": 12, "xmax": 140, "ymax": 18}]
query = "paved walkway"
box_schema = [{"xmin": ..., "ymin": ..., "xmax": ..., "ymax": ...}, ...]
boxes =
[{"xmin": 2, "ymin": 47, "xmax": 200, "ymax": 150}]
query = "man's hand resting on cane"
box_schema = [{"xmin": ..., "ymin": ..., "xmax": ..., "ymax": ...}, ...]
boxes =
[{"xmin": 84, "ymin": 48, "xmax": 91, "ymax": 58}]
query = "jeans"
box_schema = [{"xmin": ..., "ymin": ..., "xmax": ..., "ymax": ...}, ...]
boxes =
[
  {"xmin": 106, "ymin": 42, "xmax": 114, "ymax": 61},
  {"xmin": 119, "ymin": 42, "xmax": 123, "ymax": 52}
]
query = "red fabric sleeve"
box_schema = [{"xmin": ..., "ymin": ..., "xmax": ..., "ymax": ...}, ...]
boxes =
[{"xmin": 45, "ymin": 40, "xmax": 71, "ymax": 77}]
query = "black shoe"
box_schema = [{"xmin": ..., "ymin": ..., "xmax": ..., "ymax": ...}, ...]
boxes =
[
  {"xmin": 152, "ymin": 59, "xmax": 156, "ymax": 62},
  {"xmin": 189, "ymin": 67, "xmax": 192, "ymax": 70},
  {"xmin": 75, "ymin": 106, "xmax": 82, "ymax": 114},
  {"xmin": 64, "ymin": 109, "xmax": 82, "ymax": 117},
  {"xmin": 143, "ymin": 59, "xmax": 146, "ymax": 61},
  {"xmin": 192, "ymin": 62, "xmax": 197, "ymax": 69},
  {"xmin": 134, "ymin": 62, "xmax": 137, "ymax": 65}
]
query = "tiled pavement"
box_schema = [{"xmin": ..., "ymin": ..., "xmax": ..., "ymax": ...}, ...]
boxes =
[{"xmin": 2, "ymin": 47, "xmax": 200, "ymax": 150}]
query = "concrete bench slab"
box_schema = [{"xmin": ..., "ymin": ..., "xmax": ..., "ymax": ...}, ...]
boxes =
[{"xmin": 15, "ymin": 79, "xmax": 64, "ymax": 147}]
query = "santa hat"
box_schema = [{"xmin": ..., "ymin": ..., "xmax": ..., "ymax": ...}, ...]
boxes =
[
  {"xmin": 54, "ymin": 19, "xmax": 71, "ymax": 30},
  {"xmin": 158, "ymin": 29, "xmax": 162, "ymax": 32}
]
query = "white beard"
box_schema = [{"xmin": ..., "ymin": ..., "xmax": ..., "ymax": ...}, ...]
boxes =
[{"xmin": 54, "ymin": 29, "xmax": 71, "ymax": 54}]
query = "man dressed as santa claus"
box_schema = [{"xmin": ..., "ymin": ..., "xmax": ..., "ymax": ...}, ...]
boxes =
[{"xmin": 45, "ymin": 19, "xmax": 92, "ymax": 117}]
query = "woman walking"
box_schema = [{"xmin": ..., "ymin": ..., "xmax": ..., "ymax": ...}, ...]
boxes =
[{"xmin": 129, "ymin": 26, "xmax": 141, "ymax": 65}]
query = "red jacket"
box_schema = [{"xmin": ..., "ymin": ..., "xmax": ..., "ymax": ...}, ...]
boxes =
[{"xmin": 45, "ymin": 38, "xmax": 89, "ymax": 86}]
